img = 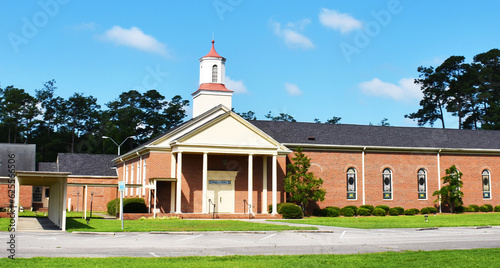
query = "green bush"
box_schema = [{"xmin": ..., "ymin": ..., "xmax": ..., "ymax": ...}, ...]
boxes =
[
  {"xmin": 107, "ymin": 198, "xmax": 148, "ymax": 215},
  {"xmin": 312, "ymin": 208, "xmax": 325, "ymax": 217},
  {"xmin": 388, "ymin": 208, "xmax": 400, "ymax": 216},
  {"xmin": 357, "ymin": 207, "xmax": 371, "ymax": 216},
  {"xmin": 107, "ymin": 198, "xmax": 119, "ymax": 216},
  {"xmin": 343, "ymin": 205, "xmax": 358, "ymax": 215},
  {"xmin": 484, "ymin": 204, "xmax": 494, "ymax": 212},
  {"xmin": 404, "ymin": 209, "xmax": 417, "ymax": 216},
  {"xmin": 324, "ymin": 206, "xmax": 340, "ymax": 217},
  {"xmin": 372, "ymin": 208, "xmax": 386, "ymax": 216},
  {"xmin": 375, "ymin": 205, "xmax": 390, "ymax": 213},
  {"xmin": 394, "ymin": 207, "xmax": 405, "ymax": 215},
  {"xmin": 421, "ymin": 207, "xmax": 438, "ymax": 214},
  {"xmin": 342, "ymin": 208, "xmax": 354, "ymax": 217},
  {"xmin": 279, "ymin": 203, "xmax": 303, "ymax": 219},
  {"xmin": 455, "ymin": 205, "xmax": 466, "ymax": 213},
  {"xmin": 479, "ymin": 205, "xmax": 489, "ymax": 212},
  {"xmin": 468, "ymin": 205, "xmax": 480, "ymax": 212},
  {"xmin": 359, "ymin": 205, "xmax": 375, "ymax": 213},
  {"xmin": 494, "ymin": 205, "xmax": 500, "ymax": 212},
  {"xmin": 466, "ymin": 206, "xmax": 475, "ymax": 212}
]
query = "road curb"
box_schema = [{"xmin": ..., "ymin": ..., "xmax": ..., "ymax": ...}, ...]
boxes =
[
  {"xmin": 473, "ymin": 226, "xmax": 492, "ymax": 229},
  {"xmin": 416, "ymin": 227, "xmax": 438, "ymax": 231},
  {"xmin": 223, "ymin": 231, "xmax": 267, "ymax": 234},
  {"xmin": 150, "ymin": 231, "xmax": 194, "ymax": 235},
  {"xmin": 72, "ymin": 232, "xmax": 116, "ymax": 235},
  {"xmin": 292, "ymin": 230, "xmax": 334, "ymax": 233}
]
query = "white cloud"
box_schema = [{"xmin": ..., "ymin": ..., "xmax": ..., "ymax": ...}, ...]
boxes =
[
  {"xmin": 271, "ymin": 19, "xmax": 314, "ymax": 49},
  {"xmin": 285, "ymin": 82, "xmax": 302, "ymax": 96},
  {"xmin": 99, "ymin": 26, "xmax": 168, "ymax": 57},
  {"xmin": 359, "ymin": 77, "xmax": 421, "ymax": 101},
  {"xmin": 225, "ymin": 76, "xmax": 248, "ymax": 94},
  {"xmin": 319, "ymin": 8, "xmax": 362, "ymax": 34}
]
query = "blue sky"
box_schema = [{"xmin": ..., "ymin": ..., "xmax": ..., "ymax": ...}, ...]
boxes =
[{"xmin": 1, "ymin": 1, "xmax": 499, "ymax": 128}]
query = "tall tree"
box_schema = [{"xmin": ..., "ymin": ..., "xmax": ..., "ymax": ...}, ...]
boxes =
[
  {"xmin": 433, "ymin": 165, "xmax": 464, "ymax": 213},
  {"xmin": 474, "ymin": 49, "xmax": 500, "ymax": 129},
  {"xmin": 326, "ymin": 116, "xmax": 342, "ymax": 124},
  {"xmin": 0, "ymin": 85, "xmax": 39, "ymax": 143},
  {"xmin": 284, "ymin": 147, "xmax": 326, "ymax": 214},
  {"xmin": 63, "ymin": 93, "xmax": 101, "ymax": 153}
]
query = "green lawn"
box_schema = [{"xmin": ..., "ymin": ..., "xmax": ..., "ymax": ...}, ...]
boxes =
[
  {"xmin": 66, "ymin": 217, "xmax": 316, "ymax": 232},
  {"xmin": 2, "ymin": 248, "xmax": 500, "ymax": 267},
  {"xmin": 275, "ymin": 212, "xmax": 500, "ymax": 229}
]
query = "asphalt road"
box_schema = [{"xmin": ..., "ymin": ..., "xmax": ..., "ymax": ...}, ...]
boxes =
[{"xmin": 5, "ymin": 221, "xmax": 500, "ymax": 258}]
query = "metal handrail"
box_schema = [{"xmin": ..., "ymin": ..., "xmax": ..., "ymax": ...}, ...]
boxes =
[{"xmin": 208, "ymin": 199, "xmax": 216, "ymax": 219}]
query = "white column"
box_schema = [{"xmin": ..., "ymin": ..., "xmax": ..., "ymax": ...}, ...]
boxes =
[
  {"xmin": 272, "ymin": 155, "xmax": 277, "ymax": 214},
  {"xmin": 153, "ymin": 179, "xmax": 157, "ymax": 218},
  {"xmin": 176, "ymin": 152, "xmax": 183, "ymax": 213},
  {"xmin": 362, "ymin": 147, "xmax": 366, "ymax": 205},
  {"xmin": 248, "ymin": 154, "xmax": 253, "ymax": 214},
  {"xmin": 14, "ymin": 176, "xmax": 20, "ymax": 233},
  {"xmin": 61, "ymin": 178, "xmax": 67, "ymax": 231},
  {"xmin": 202, "ymin": 153, "xmax": 208, "ymax": 213},
  {"xmin": 170, "ymin": 181, "xmax": 175, "ymax": 213},
  {"xmin": 83, "ymin": 185, "xmax": 88, "ymax": 219},
  {"xmin": 262, "ymin": 156, "xmax": 268, "ymax": 214}
]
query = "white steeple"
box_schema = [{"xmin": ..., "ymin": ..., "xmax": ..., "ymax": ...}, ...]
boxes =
[{"xmin": 192, "ymin": 40, "xmax": 233, "ymax": 118}]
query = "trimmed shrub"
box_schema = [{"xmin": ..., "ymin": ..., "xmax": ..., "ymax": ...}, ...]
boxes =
[
  {"xmin": 388, "ymin": 208, "xmax": 400, "ymax": 216},
  {"xmin": 466, "ymin": 206, "xmax": 475, "ymax": 212},
  {"xmin": 343, "ymin": 205, "xmax": 358, "ymax": 215},
  {"xmin": 404, "ymin": 209, "xmax": 417, "ymax": 216},
  {"xmin": 468, "ymin": 205, "xmax": 480, "ymax": 212},
  {"xmin": 372, "ymin": 208, "xmax": 386, "ymax": 216},
  {"xmin": 357, "ymin": 207, "xmax": 371, "ymax": 216},
  {"xmin": 280, "ymin": 203, "xmax": 303, "ymax": 219},
  {"xmin": 484, "ymin": 204, "xmax": 494, "ymax": 212},
  {"xmin": 494, "ymin": 205, "xmax": 500, "ymax": 212},
  {"xmin": 313, "ymin": 208, "xmax": 325, "ymax": 217},
  {"xmin": 479, "ymin": 205, "xmax": 489, "ymax": 212},
  {"xmin": 324, "ymin": 206, "xmax": 340, "ymax": 217},
  {"xmin": 375, "ymin": 205, "xmax": 390, "ymax": 213},
  {"xmin": 359, "ymin": 205, "xmax": 375, "ymax": 213},
  {"xmin": 420, "ymin": 207, "xmax": 429, "ymax": 214},
  {"xmin": 455, "ymin": 205, "xmax": 465, "ymax": 213},
  {"xmin": 342, "ymin": 208, "xmax": 354, "ymax": 217},
  {"xmin": 107, "ymin": 198, "xmax": 147, "ymax": 215},
  {"xmin": 394, "ymin": 207, "xmax": 405, "ymax": 215}
]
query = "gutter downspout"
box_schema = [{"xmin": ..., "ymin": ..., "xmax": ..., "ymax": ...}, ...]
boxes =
[{"xmin": 362, "ymin": 147, "xmax": 366, "ymax": 205}]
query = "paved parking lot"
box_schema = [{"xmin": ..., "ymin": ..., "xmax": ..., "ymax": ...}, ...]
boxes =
[{"xmin": 5, "ymin": 220, "xmax": 500, "ymax": 258}]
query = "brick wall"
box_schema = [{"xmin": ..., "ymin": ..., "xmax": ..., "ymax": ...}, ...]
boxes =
[{"xmin": 300, "ymin": 149, "xmax": 499, "ymax": 210}]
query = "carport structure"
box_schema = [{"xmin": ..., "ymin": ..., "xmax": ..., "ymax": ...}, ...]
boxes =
[{"xmin": 14, "ymin": 171, "xmax": 70, "ymax": 231}]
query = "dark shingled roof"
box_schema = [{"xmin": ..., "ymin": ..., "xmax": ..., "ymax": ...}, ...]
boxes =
[
  {"xmin": 38, "ymin": 162, "xmax": 57, "ymax": 172},
  {"xmin": 249, "ymin": 120, "xmax": 500, "ymax": 150},
  {"xmin": 57, "ymin": 153, "xmax": 117, "ymax": 176}
]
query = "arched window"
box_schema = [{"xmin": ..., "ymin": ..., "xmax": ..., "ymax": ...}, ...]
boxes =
[
  {"xmin": 383, "ymin": 168, "xmax": 392, "ymax": 199},
  {"xmin": 212, "ymin": 65, "xmax": 218, "ymax": 82},
  {"xmin": 346, "ymin": 168, "xmax": 356, "ymax": 199},
  {"xmin": 482, "ymin": 170, "xmax": 491, "ymax": 199},
  {"xmin": 418, "ymin": 169, "xmax": 427, "ymax": 199}
]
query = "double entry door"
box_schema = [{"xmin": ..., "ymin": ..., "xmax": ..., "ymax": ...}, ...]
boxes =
[{"xmin": 206, "ymin": 171, "xmax": 237, "ymax": 213}]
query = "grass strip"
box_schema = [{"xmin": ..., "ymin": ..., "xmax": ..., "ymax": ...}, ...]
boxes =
[
  {"xmin": 274, "ymin": 212, "xmax": 500, "ymax": 229},
  {"xmin": 1, "ymin": 248, "xmax": 499, "ymax": 267}
]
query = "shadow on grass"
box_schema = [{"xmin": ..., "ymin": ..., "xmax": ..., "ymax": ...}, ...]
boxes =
[{"xmin": 66, "ymin": 217, "xmax": 96, "ymax": 231}]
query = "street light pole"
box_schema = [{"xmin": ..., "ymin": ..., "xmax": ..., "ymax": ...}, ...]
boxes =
[{"xmin": 102, "ymin": 135, "xmax": 136, "ymax": 155}]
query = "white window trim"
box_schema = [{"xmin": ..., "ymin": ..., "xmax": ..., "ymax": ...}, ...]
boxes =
[
  {"xmin": 347, "ymin": 168, "xmax": 357, "ymax": 200},
  {"xmin": 418, "ymin": 169, "xmax": 428, "ymax": 200},
  {"xmin": 383, "ymin": 168, "xmax": 393, "ymax": 200}
]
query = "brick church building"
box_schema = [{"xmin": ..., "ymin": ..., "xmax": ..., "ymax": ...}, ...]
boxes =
[{"xmin": 114, "ymin": 40, "xmax": 500, "ymax": 217}]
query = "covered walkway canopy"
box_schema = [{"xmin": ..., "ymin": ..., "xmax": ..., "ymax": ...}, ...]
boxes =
[{"xmin": 15, "ymin": 171, "xmax": 70, "ymax": 231}]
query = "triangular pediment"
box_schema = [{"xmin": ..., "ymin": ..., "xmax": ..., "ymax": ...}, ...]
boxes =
[{"xmin": 177, "ymin": 113, "xmax": 281, "ymax": 149}]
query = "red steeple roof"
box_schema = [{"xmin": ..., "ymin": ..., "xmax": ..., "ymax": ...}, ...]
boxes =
[{"xmin": 202, "ymin": 40, "xmax": 223, "ymax": 58}]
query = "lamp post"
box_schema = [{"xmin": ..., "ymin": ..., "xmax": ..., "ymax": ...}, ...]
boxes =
[{"xmin": 102, "ymin": 135, "xmax": 136, "ymax": 155}]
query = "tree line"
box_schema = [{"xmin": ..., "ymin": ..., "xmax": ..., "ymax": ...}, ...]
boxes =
[
  {"xmin": 406, "ymin": 49, "xmax": 500, "ymax": 129},
  {"xmin": 0, "ymin": 80, "xmax": 189, "ymax": 162}
]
